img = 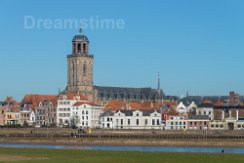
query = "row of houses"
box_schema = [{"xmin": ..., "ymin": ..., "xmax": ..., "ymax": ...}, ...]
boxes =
[{"xmin": 1, "ymin": 92, "xmax": 244, "ymax": 130}]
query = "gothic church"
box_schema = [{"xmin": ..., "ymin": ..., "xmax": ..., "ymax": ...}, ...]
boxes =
[{"xmin": 66, "ymin": 29, "xmax": 164, "ymax": 105}]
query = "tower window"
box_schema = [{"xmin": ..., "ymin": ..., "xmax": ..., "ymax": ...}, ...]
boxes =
[
  {"xmin": 78, "ymin": 43, "xmax": 81, "ymax": 53},
  {"xmin": 73, "ymin": 43, "xmax": 76, "ymax": 53},
  {"xmin": 83, "ymin": 64, "xmax": 87, "ymax": 76},
  {"xmin": 83, "ymin": 44, "xmax": 86, "ymax": 53}
]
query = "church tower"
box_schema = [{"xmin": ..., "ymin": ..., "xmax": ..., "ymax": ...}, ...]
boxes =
[{"xmin": 66, "ymin": 28, "xmax": 94, "ymax": 101}]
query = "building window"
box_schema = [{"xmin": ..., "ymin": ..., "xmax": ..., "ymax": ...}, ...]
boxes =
[
  {"xmin": 121, "ymin": 119, "xmax": 123, "ymax": 125},
  {"xmin": 157, "ymin": 119, "xmax": 160, "ymax": 125},
  {"xmin": 152, "ymin": 119, "xmax": 155, "ymax": 125},
  {"xmin": 136, "ymin": 119, "xmax": 139, "ymax": 125},
  {"xmin": 145, "ymin": 119, "xmax": 148, "ymax": 125},
  {"xmin": 128, "ymin": 119, "xmax": 130, "ymax": 125}
]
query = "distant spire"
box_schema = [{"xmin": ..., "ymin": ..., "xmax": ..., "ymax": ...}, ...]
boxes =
[
  {"xmin": 79, "ymin": 27, "xmax": 82, "ymax": 35},
  {"xmin": 157, "ymin": 72, "xmax": 160, "ymax": 90}
]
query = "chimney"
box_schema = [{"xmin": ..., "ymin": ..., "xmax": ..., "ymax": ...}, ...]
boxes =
[
  {"xmin": 229, "ymin": 109, "xmax": 232, "ymax": 117},
  {"xmin": 222, "ymin": 110, "xmax": 225, "ymax": 121},
  {"xmin": 236, "ymin": 110, "xmax": 239, "ymax": 121}
]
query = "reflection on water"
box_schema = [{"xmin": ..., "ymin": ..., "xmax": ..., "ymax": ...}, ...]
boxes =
[{"xmin": 0, "ymin": 144, "xmax": 244, "ymax": 154}]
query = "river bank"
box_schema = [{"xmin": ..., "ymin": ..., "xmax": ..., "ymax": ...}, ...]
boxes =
[
  {"xmin": 1, "ymin": 137, "xmax": 244, "ymax": 148},
  {"xmin": 1, "ymin": 128, "xmax": 244, "ymax": 148}
]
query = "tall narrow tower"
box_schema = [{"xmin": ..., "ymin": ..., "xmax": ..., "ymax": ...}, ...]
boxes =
[{"xmin": 66, "ymin": 28, "xmax": 94, "ymax": 101}]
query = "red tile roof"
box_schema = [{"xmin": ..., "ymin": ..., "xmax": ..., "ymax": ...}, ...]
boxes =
[
  {"xmin": 4, "ymin": 96, "xmax": 18, "ymax": 105},
  {"xmin": 215, "ymin": 101, "xmax": 224, "ymax": 107},
  {"xmin": 202, "ymin": 100, "xmax": 212, "ymax": 105},
  {"xmin": 21, "ymin": 94, "xmax": 58, "ymax": 108}
]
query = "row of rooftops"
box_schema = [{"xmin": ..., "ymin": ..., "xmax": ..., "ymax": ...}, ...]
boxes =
[{"xmin": 1, "ymin": 92, "xmax": 244, "ymax": 113}]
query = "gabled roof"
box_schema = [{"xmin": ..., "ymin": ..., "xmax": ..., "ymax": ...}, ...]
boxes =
[
  {"xmin": 21, "ymin": 94, "xmax": 57, "ymax": 108},
  {"xmin": 100, "ymin": 109, "xmax": 114, "ymax": 117},
  {"xmin": 72, "ymin": 102, "xmax": 100, "ymax": 107},
  {"xmin": 115, "ymin": 110, "xmax": 160, "ymax": 116},
  {"xmin": 4, "ymin": 96, "xmax": 18, "ymax": 105}
]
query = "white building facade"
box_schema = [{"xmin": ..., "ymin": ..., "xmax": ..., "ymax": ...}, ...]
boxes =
[
  {"xmin": 196, "ymin": 103, "xmax": 214, "ymax": 120},
  {"xmin": 57, "ymin": 93, "xmax": 103, "ymax": 128},
  {"xmin": 71, "ymin": 102, "xmax": 103, "ymax": 128},
  {"xmin": 100, "ymin": 110, "xmax": 162, "ymax": 129}
]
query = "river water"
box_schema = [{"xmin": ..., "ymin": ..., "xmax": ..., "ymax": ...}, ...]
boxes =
[{"xmin": 0, "ymin": 144, "xmax": 244, "ymax": 154}]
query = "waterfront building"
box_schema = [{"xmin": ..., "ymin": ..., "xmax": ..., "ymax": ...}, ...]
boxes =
[
  {"xmin": 21, "ymin": 94, "xmax": 57, "ymax": 126},
  {"xmin": 0, "ymin": 106, "xmax": 4, "ymax": 126},
  {"xmin": 175, "ymin": 102, "xmax": 187, "ymax": 114},
  {"xmin": 196, "ymin": 100, "xmax": 214, "ymax": 120},
  {"xmin": 212, "ymin": 105, "xmax": 244, "ymax": 130},
  {"xmin": 100, "ymin": 109, "xmax": 162, "ymax": 129},
  {"xmin": 71, "ymin": 102, "xmax": 102, "ymax": 128},
  {"xmin": 165, "ymin": 114, "xmax": 187, "ymax": 130},
  {"xmin": 57, "ymin": 93, "xmax": 102, "ymax": 128},
  {"xmin": 57, "ymin": 93, "xmax": 88, "ymax": 127},
  {"xmin": 187, "ymin": 115, "xmax": 209, "ymax": 130}
]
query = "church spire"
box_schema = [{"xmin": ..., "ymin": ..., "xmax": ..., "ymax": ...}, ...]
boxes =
[
  {"xmin": 157, "ymin": 72, "xmax": 160, "ymax": 90},
  {"xmin": 79, "ymin": 27, "xmax": 83, "ymax": 35}
]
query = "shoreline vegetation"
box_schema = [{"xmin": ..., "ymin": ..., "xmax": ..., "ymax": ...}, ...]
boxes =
[{"xmin": 1, "ymin": 128, "xmax": 244, "ymax": 147}]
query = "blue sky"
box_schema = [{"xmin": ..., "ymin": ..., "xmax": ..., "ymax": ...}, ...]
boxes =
[{"xmin": 0, "ymin": 0, "xmax": 244, "ymax": 101}]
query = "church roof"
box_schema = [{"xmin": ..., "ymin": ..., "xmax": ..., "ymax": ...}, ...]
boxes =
[
  {"xmin": 104, "ymin": 100, "xmax": 163, "ymax": 111},
  {"xmin": 94, "ymin": 86, "xmax": 164, "ymax": 101},
  {"xmin": 72, "ymin": 28, "xmax": 89, "ymax": 42},
  {"xmin": 72, "ymin": 35, "xmax": 89, "ymax": 42}
]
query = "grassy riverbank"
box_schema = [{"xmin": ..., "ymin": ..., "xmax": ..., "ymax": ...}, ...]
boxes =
[{"xmin": 0, "ymin": 148, "xmax": 244, "ymax": 163}]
